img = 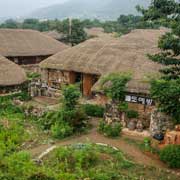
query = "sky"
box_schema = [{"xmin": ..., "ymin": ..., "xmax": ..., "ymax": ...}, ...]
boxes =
[{"xmin": 0, "ymin": 0, "xmax": 68, "ymax": 18}]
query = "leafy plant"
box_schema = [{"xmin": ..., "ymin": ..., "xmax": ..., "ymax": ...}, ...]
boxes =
[
  {"xmin": 126, "ymin": 110, "xmax": 139, "ymax": 119},
  {"xmin": 62, "ymin": 85, "xmax": 81, "ymax": 110},
  {"xmin": 138, "ymin": 0, "xmax": 180, "ymax": 122},
  {"xmin": 51, "ymin": 122, "xmax": 73, "ymax": 139},
  {"xmin": 82, "ymin": 104, "xmax": 105, "ymax": 117},
  {"xmin": 150, "ymin": 79, "xmax": 180, "ymax": 123},
  {"xmin": 98, "ymin": 120, "xmax": 122, "ymax": 137},
  {"xmin": 160, "ymin": 145, "xmax": 180, "ymax": 168},
  {"xmin": 100, "ymin": 73, "xmax": 131, "ymax": 102}
]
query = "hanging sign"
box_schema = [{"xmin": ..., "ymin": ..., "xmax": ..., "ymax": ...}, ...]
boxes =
[{"xmin": 125, "ymin": 95, "xmax": 154, "ymax": 106}]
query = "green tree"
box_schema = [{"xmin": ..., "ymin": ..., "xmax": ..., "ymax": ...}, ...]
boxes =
[
  {"xmin": 138, "ymin": 0, "xmax": 180, "ymax": 122},
  {"xmin": 59, "ymin": 19, "xmax": 87, "ymax": 46},
  {"xmin": 62, "ymin": 84, "xmax": 81, "ymax": 110}
]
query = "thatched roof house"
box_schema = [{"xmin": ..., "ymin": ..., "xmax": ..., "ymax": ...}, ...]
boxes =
[
  {"xmin": 0, "ymin": 55, "xmax": 26, "ymax": 87},
  {"xmin": 0, "ymin": 29, "xmax": 68, "ymax": 73},
  {"xmin": 0, "ymin": 29, "xmax": 68, "ymax": 57},
  {"xmin": 40, "ymin": 29, "xmax": 166, "ymax": 95}
]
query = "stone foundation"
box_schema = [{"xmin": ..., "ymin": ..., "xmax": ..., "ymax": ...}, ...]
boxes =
[{"xmin": 149, "ymin": 109, "xmax": 174, "ymax": 136}]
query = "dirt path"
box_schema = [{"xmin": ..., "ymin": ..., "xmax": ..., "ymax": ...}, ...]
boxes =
[{"xmin": 29, "ymin": 119, "xmax": 167, "ymax": 169}]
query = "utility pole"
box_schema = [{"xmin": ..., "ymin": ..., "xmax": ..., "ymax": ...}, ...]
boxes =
[{"xmin": 69, "ymin": 17, "xmax": 72, "ymax": 46}]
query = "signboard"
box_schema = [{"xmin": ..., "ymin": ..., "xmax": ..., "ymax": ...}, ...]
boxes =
[{"xmin": 125, "ymin": 95, "xmax": 154, "ymax": 106}]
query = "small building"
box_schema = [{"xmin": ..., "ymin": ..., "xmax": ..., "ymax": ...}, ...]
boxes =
[
  {"xmin": 40, "ymin": 29, "xmax": 167, "ymax": 117},
  {"xmin": 0, "ymin": 29, "xmax": 68, "ymax": 72},
  {"xmin": 0, "ymin": 55, "xmax": 27, "ymax": 95}
]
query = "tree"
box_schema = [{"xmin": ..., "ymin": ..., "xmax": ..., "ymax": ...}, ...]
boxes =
[
  {"xmin": 59, "ymin": 19, "xmax": 87, "ymax": 46},
  {"xmin": 100, "ymin": 73, "xmax": 131, "ymax": 102},
  {"xmin": 138, "ymin": 0, "xmax": 180, "ymax": 122},
  {"xmin": 1, "ymin": 19, "xmax": 19, "ymax": 29}
]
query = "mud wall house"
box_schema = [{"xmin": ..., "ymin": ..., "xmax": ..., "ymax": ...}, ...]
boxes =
[
  {"xmin": 0, "ymin": 29, "xmax": 68, "ymax": 73},
  {"xmin": 0, "ymin": 55, "xmax": 27, "ymax": 95},
  {"xmin": 40, "ymin": 29, "xmax": 167, "ymax": 118}
]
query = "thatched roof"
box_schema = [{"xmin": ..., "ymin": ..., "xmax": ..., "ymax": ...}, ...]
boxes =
[
  {"xmin": 85, "ymin": 27, "xmax": 107, "ymax": 38},
  {"xmin": 0, "ymin": 55, "xmax": 26, "ymax": 86},
  {"xmin": 42, "ymin": 30, "xmax": 65, "ymax": 40},
  {"xmin": 40, "ymin": 29, "xmax": 167, "ymax": 94},
  {"xmin": 0, "ymin": 29, "xmax": 68, "ymax": 57}
]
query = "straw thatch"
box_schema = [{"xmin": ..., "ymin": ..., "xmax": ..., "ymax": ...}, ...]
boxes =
[
  {"xmin": 0, "ymin": 29, "xmax": 68, "ymax": 57},
  {"xmin": 85, "ymin": 27, "xmax": 108, "ymax": 38},
  {"xmin": 0, "ymin": 55, "xmax": 27, "ymax": 86},
  {"xmin": 42, "ymin": 30, "xmax": 65, "ymax": 40},
  {"xmin": 40, "ymin": 29, "xmax": 167, "ymax": 94}
]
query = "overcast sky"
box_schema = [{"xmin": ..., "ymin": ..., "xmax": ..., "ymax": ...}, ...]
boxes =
[{"xmin": 0, "ymin": 0, "xmax": 68, "ymax": 18}]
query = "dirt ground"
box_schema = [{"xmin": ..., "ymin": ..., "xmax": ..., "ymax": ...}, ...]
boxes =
[
  {"xmin": 29, "ymin": 119, "xmax": 162, "ymax": 166},
  {"xmin": 28, "ymin": 118, "xmax": 180, "ymax": 176}
]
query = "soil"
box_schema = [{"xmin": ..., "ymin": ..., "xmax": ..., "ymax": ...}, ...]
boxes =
[{"xmin": 28, "ymin": 118, "xmax": 180, "ymax": 176}]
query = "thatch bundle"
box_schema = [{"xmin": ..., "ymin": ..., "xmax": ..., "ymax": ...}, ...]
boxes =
[
  {"xmin": 0, "ymin": 55, "xmax": 26, "ymax": 86},
  {"xmin": 40, "ymin": 29, "xmax": 167, "ymax": 94},
  {"xmin": 0, "ymin": 29, "xmax": 68, "ymax": 57}
]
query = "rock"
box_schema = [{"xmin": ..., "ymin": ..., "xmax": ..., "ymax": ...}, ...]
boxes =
[{"xmin": 150, "ymin": 109, "xmax": 174, "ymax": 136}]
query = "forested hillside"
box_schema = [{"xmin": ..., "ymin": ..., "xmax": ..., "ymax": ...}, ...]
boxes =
[{"xmin": 28, "ymin": 0, "xmax": 150, "ymax": 20}]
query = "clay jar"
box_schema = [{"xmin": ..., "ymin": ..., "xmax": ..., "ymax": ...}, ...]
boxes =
[
  {"xmin": 127, "ymin": 119, "xmax": 137, "ymax": 131},
  {"xmin": 136, "ymin": 120, "xmax": 143, "ymax": 132}
]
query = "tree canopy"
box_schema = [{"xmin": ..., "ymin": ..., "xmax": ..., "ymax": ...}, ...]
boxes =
[{"xmin": 138, "ymin": 0, "xmax": 180, "ymax": 122}]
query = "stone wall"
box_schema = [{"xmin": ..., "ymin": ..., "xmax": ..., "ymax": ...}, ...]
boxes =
[{"xmin": 149, "ymin": 109, "xmax": 174, "ymax": 136}]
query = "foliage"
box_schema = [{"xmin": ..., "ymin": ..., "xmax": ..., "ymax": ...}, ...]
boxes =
[
  {"xmin": 82, "ymin": 104, "xmax": 105, "ymax": 117},
  {"xmin": 37, "ymin": 85, "xmax": 87, "ymax": 139},
  {"xmin": 62, "ymin": 84, "xmax": 81, "ymax": 110},
  {"xmin": 0, "ymin": 14, "xmax": 162, "ymax": 44},
  {"xmin": 160, "ymin": 145, "xmax": 180, "ymax": 168},
  {"xmin": 100, "ymin": 73, "xmax": 131, "ymax": 101},
  {"xmin": 126, "ymin": 110, "xmax": 139, "ymax": 119},
  {"xmin": 150, "ymin": 79, "xmax": 180, "ymax": 123},
  {"xmin": 0, "ymin": 123, "xmax": 27, "ymax": 155},
  {"xmin": 138, "ymin": 0, "xmax": 180, "ymax": 122},
  {"xmin": 0, "ymin": 99, "xmax": 25, "ymax": 120},
  {"xmin": 5, "ymin": 151, "xmax": 35, "ymax": 178},
  {"xmin": 51, "ymin": 122, "xmax": 73, "ymax": 139},
  {"xmin": 27, "ymin": 72, "xmax": 41, "ymax": 81},
  {"xmin": 98, "ymin": 120, "xmax": 122, "ymax": 137},
  {"xmin": 118, "ymin": 102, "xmax": 129, "ymax": 112}
]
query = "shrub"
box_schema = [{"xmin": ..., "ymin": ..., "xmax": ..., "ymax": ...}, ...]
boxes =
[
  {"xmin": 99, "ymin": 121, "xmax": 122, "ymax": 137},
  {"xmin": 82, "ymin": 104, "xmax": 105, "ymax": 117},
  {"xmin": 126, "ymin": 110, "xmax": 139, "ymax": 119},
  {"xmin": 5, "ymin": 151, "xmax": 35, "ymax": 178},
  {"xmin": 100, "ymin": 73, "xmax": 131, "ymax": 101},
  {"xmin": 160, "ymin": 145, "xmax": 180, "ymax": 168},
  {"xmin": 51, "ymin": 122, "xmax": 73, "ymax": 139},
  {"xmin": 62, "ymin": 85, "xmax": 81, "ymax": 110},
  {"xmin": 28, "ymin": 172, "xmax": 55, "ymax": 180}
]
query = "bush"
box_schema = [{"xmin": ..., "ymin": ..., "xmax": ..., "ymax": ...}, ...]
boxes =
[
  {"xmin": 160, "ymin": 145, "xmax": 180, "ymax": 168},
  {"xmin": 51, "ymin": 122, "xmax": 73, "ymax": 139},
  {"xmin": 62, "ymin": 85, "xmax": 81, "ymax": 110},
  {"xmin": 98, "ymin": 121, "xmax": 122, "ymax": 137},
  {"xmin": 82, "ymin": 104, "xmax": 105, "ymax": 117},
  {"xmin": 126, "ymin": 110, "xmax": 139, "ymax": 119}
]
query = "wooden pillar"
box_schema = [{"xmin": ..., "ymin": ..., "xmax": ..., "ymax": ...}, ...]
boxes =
[{"xmin": 83, "ymin": 74, "xmax": 94, "ymax": 97}]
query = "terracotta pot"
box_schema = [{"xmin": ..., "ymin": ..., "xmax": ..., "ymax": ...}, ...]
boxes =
[
  {"xmin": 136, "ymin": 120, "xmax": 143, "ymax": 132},
  {"xmin": 128, "ymin": 120, "xmax": 137, "ymax": 131}
]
